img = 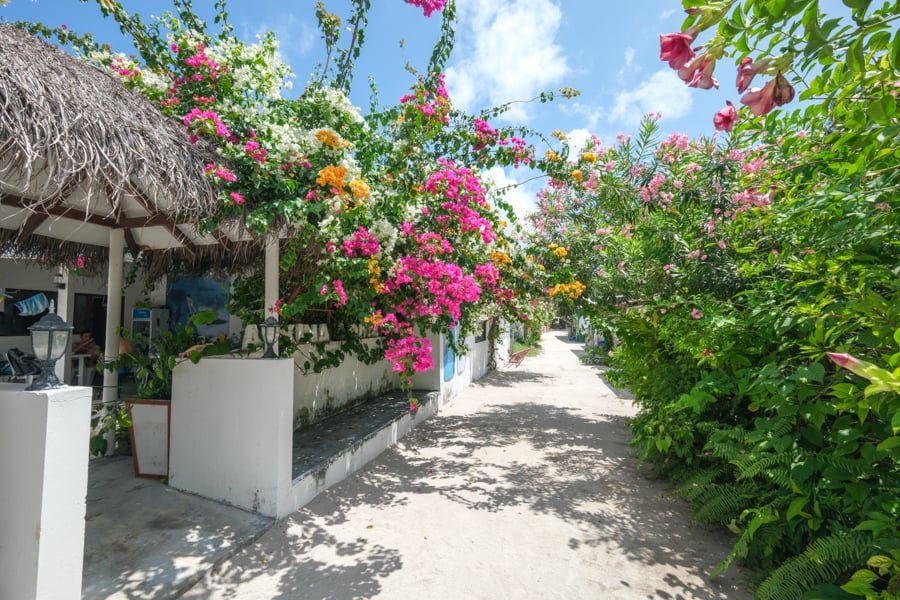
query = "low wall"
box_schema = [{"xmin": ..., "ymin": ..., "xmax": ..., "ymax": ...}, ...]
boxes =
[
  {"xmin": 170, "ymin": 326, "xmax": 501, "ymax": 518},
  {"xmin": 0, "ymin": 384, "xmax": 91, "ymax": 600},
  {"xmin": 170, "ymin": 357, "xmax": 295, "ymax": 517},
  {"xmin": 292, "ymin": 339, "xmax": 398, "ymax": 428},
  {"xmin": 495, "ymin": 319, "xmax": 513, "ymax": 364}
]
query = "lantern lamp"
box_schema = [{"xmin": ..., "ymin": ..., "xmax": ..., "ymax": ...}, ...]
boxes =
[
  {"xmin": 260, "ymin": 316, "xmax": 281, "ymax": 359},
  {"xmin": 26, "ymin": 312, "xmax": 73, "ymax": 390}
]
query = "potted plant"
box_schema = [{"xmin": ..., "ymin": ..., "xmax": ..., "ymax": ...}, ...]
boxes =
[{"xmin": 105, "ymin": 310, "xmax": 229, "ymax": 477}]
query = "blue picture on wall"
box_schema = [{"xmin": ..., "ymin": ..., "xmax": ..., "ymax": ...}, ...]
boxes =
[{"xmin": 165, "ymin": 275, "xmax": 230, "ymax": 339}]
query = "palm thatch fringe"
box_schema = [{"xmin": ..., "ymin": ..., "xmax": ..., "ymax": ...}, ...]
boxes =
[
  {"xmin": 0, "ymin": 227, "xmax": 109, "ymax": 268},
  {"xmin": 0, "ymin": 23, "xmax": 220, "ymax": 218},
  {"xmin": 139, "ymin": 240, "xmax": 267, "ymax": 283}
]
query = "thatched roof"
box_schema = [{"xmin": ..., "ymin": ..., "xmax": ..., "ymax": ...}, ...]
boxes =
[{"xmin": 0, "ymin": 24, "xmax": 260, "ymax": 274}]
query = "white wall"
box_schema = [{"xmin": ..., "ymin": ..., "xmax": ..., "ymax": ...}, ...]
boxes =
[
  {"xmin": 495, "ymin": 319, "xmax": 513, "ymax": 364},
  {"xmin": 409, "ymin": 330, "xmax": 442, "ymax": 392},
  {"xmin": 170, "ymin": 357, "xmax": 295, "ymax": 517},
  {"xmin": 440, "ymin": 332, "xmax": 494, "ymax": 401},
  {"xmin": 0, "ymin": 384, "xmax": 91, "ymax": 600},
  {"xmin": 471, "ymin": 339, "xmax": 490, "ymax": 381},
  {"xmin": 292, "ymin": 338, "xmax": 398, "ymax": 428}
]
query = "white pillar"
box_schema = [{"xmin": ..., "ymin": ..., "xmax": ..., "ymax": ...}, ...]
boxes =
[
  {"xmin": 102, "ymin": 230, "xmax": 124, "ymax": 452},
  {"xmin": 264, "ymin": 238, "xmax": 279, "ymax": 353},
  {"xmin": 54, "ymin": 267, "xmax": 75, "ymax": 383},
  {"xmin": 0, "ymin": 384, "xmax": 92, "ymax": 600}
]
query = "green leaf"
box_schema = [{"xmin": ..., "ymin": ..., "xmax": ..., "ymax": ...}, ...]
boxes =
[
  {"xmin": 847, "ymin": 568, "xmax": 879, "ymax": 584},
  {"xmin": 840, "ymin": 580, "xmax": 873, "ymax": 595},
  {"xmin": 846, "ymin": 36, "xmax": 865, "ymax": 73},
  {"xmin": 787, "ymin": 496, "xmax": 810, "ymax": 520},
  {"xmin": 876, "ymin": 436, "xmax": 900, "ymax": 451},
  {"xmin": 855, "ymin": 520, "xmax": 890, "ymax": 532},
  {"xmin": 892, "ymin": 30, "xmax": 900, "ymax": 69},
  {"xmin": 867, "ymin": 555, "xmax": 894, "ymax": 571},
  {"xmin": 767, "ymin": 0, "xmax": 789, "ymax": 18}
]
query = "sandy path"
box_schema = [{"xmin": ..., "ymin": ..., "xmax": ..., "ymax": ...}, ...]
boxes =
[{"xmin": 182, "ymin": 332, "xmax": 750, "ymax": 600}]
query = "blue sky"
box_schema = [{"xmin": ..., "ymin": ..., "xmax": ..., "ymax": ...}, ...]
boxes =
[{"xmin": 1, "ymin": 0, "xmax": 743, "ymax": 215}]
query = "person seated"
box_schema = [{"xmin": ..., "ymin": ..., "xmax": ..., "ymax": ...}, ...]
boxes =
[
  {"xmin": 72, "ymin": 332, "xmax": 101, "ymax": 368},
  {"xmin": 118, "ymin": 336, "xmax": 134, "ymax": 357},
  {"xmin": 72, "ymin": 331, "xmax": 101, "ymax": 385}
]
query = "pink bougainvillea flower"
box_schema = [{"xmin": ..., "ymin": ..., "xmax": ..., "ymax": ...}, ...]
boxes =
[
  {"xmin": 342, "ymin": 227, "xmax": 380, "ymax": 257},
  {"xmin": 659, "ymin": 32, "xmax": 696, "ymax": 70},
  {"xmin": 404, "ymin": 0, "xmax": 447, "ymax": 17},
  {"xmin": 75, "ymin": 254, "xmax": 86, "ymax": 269},
  {"xmin": 229, "ymin": 191, "xmax": 244, "ymax": 205},
  {"xmin": 713, "ymin": 101, "xmax": 738, "ymax": 132},
  {"xmin": 691, "ymin": 308, "xmax": 704, "ymax": 320},
  {"xmin": 332, "ymin": 279, "xmax": 348, "ymax": 307},
  {"xmin": 736, "ymin": 57, "xmax": 770, "ymax": 93}
]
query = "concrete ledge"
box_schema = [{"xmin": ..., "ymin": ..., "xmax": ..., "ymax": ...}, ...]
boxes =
[{"xmin": 289, "ymin": 391, "xmax": 440, "ymax": 512}]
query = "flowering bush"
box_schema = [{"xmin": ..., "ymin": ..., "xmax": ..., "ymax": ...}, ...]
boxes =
[
  {"xmin": 24, "ymin": 0, "xmax": 549, "ymax": 390},
  {"xmin": 528, "ymin": 1, "xmax": 899, "ymax": 595}
]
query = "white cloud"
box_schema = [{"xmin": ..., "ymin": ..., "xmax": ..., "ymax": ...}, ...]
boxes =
[
  {"xmin": 617, "ymin": 47, "xmax": 640, "ymax": 79},
  {"xmin": 482, "ymin": 166, "xmax": 538, "ymax": 221},
  {"xmin": 566, "ymin": 128, "xmax": 593, "ymax": 155},
  {"xmin": 659, "ymin": 8, "xmax": 678, "ymax": 19},
  {"xmin": 608, "ymin": 69, "xmax": 693, "ymax": 128},
  {"xmin": 447, "ymin": 0, "xmax": 569, "ymax": 122},
  {"xmin": 559, "ymin": 101, "xmax": 603, "ymax": 130},
  {"xmin": 252, "ymin": 15, "xmax": 315, "ymax": 61}
]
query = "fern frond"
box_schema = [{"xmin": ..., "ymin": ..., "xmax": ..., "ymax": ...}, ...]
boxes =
[
  {"xmin": 677, "ymin": 466, "xmax": 730, "ymax": 501},
  {"xmin": 733, "ymin": 452, "xmax": 792, "ymax": 481},
  {"xmin": 756, "ymin": 531, "xmax": 877, "ymax": 600},
  {"xmin": 692, "ymin": 482, "xmax": 757, "ymax": 524}
]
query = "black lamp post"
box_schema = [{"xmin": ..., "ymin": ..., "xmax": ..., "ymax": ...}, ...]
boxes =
[
  {"xmin": 260, "ymin": 316, "xmax": 281, "ymax": 359},
  {"xmin": 26, "ymin": 312, "xmax": 73, "ymax": 390}
]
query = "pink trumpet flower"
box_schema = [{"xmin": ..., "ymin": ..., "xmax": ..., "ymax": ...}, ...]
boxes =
[
  {"xmin": 826, "ymin": 352, "xmax": 863, "ymax": 374},
  {"xmin": 713, "ymin": 101, "xmax": 738, "ymax": 132},
  {"xmin": 740, "ymin": 74, "xmax": 795, "ymax": 116},
  {"xmin": 736, "ymin": 57, "xmax": 770, "ymax": 93},
  {"xmin": 659, "ymin": 32, "xmax": 696, "ymax": 70},
  {"xmin": 679, "ymin": 55, "xmax": 718, "ymax": 89}
]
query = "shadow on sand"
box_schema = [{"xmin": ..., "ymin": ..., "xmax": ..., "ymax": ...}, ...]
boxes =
[{"xmin": 188, "ymin": 393, "xmax": 745, "ymax": 599}]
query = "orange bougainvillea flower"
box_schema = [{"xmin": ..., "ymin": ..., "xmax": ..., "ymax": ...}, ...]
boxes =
[
  {"xmin": 490, "ymin": 251, "xmax": 512, "ymax": 266},
  {"xmin": 572, "ymin": 169, "xmax": 583, "ymax": 183},
  {"xmin": 548, "ymin": 280, "xmax": 585, "ymax": 299},
  {"xmin": 315, "ymin": 128, "xmax": 343, "ymax": 149},
  {"xmin": 349, "ymin": 179, "xmax": 371, "ymax": 199},
  {"xmin": 316, "ymin": 165, "xmax": 347, "ymax": 188}
]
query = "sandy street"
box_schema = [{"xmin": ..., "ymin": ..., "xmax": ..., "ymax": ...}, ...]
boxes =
[{"xmin": 182, "ymin": 331, "xmax": 751, "ymax": 600}]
